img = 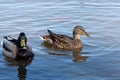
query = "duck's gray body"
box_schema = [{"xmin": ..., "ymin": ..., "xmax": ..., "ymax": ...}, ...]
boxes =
[{"xmin": 3, "ymin": 39, "xmax": 17, "ymax": 59}]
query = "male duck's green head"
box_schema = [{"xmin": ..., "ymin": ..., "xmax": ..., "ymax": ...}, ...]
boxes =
[{"xmin": 18, "ymin": 32, "xmax": 27, "ymax": 49}]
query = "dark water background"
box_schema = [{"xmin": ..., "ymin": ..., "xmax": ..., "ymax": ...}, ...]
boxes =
[{"xmin": 0, "ymin": 0, "xmax": 120, "ymax": 80}]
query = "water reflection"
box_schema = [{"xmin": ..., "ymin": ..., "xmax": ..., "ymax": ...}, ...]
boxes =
[
  {"xmin": 17, "ymin": 59, "xmax": 33, "ymax": 80},
  {"xmin": 18, "ymin": 63, "xmax": 27, "ymax": 80},
  {"xmin": 72, "ymin": 50, "xmax": 88, "ymax": 62},
  {"xmin": 5, "ymin": 57, "xmax": 34, "ymax": 80},
  {"xmin": 49, "ymin": 50, "xmax": 88, "ymax": 62}
]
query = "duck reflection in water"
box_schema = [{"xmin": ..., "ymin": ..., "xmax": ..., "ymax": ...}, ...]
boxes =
[
  {"xmin": 72, "ymin": 50, "xmax": 88, "ymax": 62},
  {"xmin": 4, "ymin": 57, "xmax": 34, "ymax": 80},
  {"xmin": 49, "ymin": 50, "xmax": 88, "ymax": 62}
]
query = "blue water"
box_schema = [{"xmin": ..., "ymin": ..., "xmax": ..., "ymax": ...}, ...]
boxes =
[{"xmin": 0, "ymin": 0, "xmax": 120, "ymax": 80}]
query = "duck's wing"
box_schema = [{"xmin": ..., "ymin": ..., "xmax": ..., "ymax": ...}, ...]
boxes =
[
  {"xmin": 3, "ymin": 36, "xmax": 18, "ymax": 53},
  {"xmin": 3, "ymin": 38, "xmax": 18, "ymax": 59},
  {"xmin": 47, "ymin": 30, "xmax": 73, "ymax": 45}
]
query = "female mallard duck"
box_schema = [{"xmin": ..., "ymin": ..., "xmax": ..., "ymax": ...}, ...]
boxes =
[
  {"xmin": 2, "ymin": 32, "xmax": 34, "ymax": 60},
  {"xmin": 40, "ymin": 25, "xmax": 90, "ymax": 50}
]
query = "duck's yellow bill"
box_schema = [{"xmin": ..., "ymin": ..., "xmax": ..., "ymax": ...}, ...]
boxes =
[{"xmin": 20, "ymin": 39, "xmax": 26, "ymax": 47}]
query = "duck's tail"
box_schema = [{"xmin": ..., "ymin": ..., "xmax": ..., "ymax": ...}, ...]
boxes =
[
  {"xmin": 4, "ymin": 36, "xmax": 16, "ymax": 40},
  {"xmin": 47, "ymin": 30, "xmax": 57, "ymax": 42},
  {"xmin": 1, "ymin": 36, "xmax": 8, "ymax": 46},
  {"xmin": 4, "ymin": 36, "xmax": 8, "ymax": 40},
  {"xmin": 39, "ymin": 35, "xmax": 45, "ymax": 40},
  {"xmin": 47, "ymin": 30, "xmax": 53, "ymax": 34}
]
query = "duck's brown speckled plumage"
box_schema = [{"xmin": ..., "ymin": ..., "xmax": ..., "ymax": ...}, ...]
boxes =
[{"xmin": 41, "ymin": 26, "xmax": 90, "ymax": 50}]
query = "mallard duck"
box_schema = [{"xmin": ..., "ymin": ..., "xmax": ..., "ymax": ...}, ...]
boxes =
[
  {"xmin": 40, "ymin": 25, "xmax": 90, "ymax": 50},
  {"xmin": 2, "ymin": 32, "xmax": 34, "ymax": 60}
]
